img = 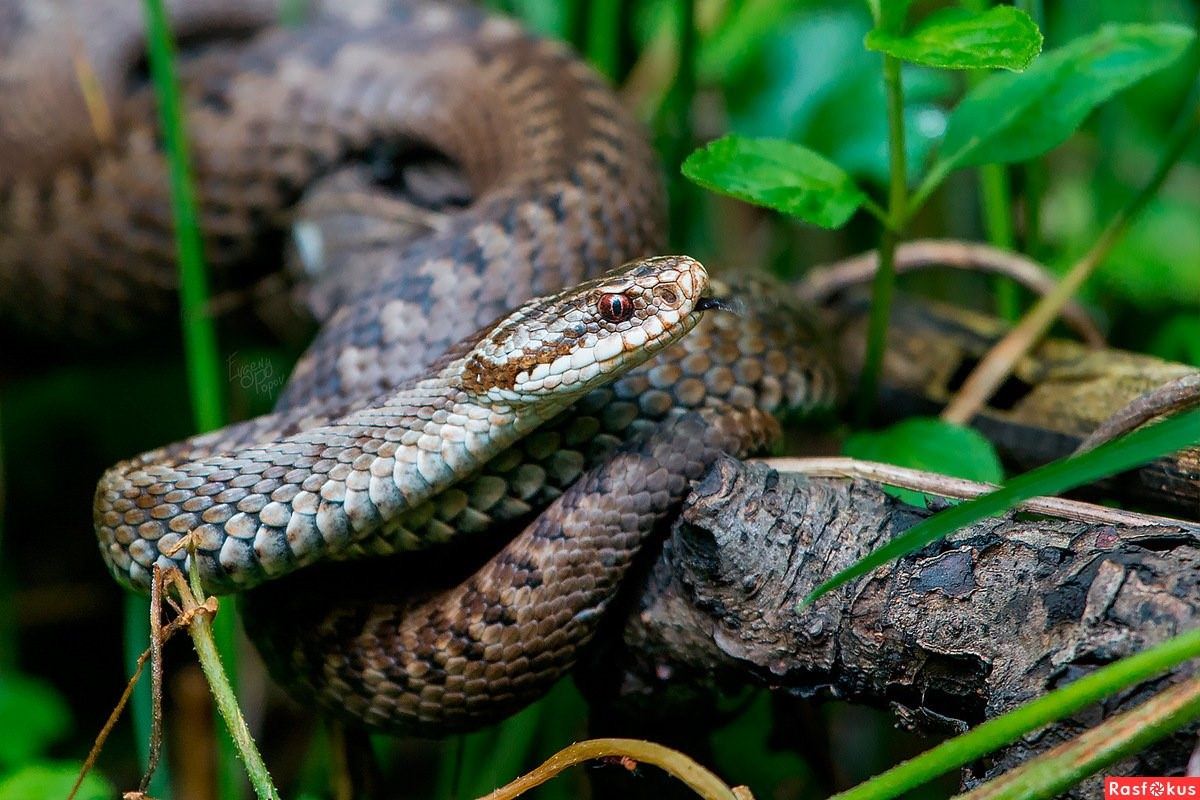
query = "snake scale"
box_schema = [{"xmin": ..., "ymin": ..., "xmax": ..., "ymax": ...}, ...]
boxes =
[{"xmin": 2, "ymin": 0, "xmax": 839, "ymax": 733}]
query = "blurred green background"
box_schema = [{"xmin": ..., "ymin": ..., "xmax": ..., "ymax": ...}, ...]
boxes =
[{"xmin": 1, "ymin": 0, "xmax": 1197, "ymax": 798}]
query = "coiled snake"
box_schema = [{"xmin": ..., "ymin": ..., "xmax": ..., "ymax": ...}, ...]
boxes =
[{"xmin": 2, "ymin": 0, "xmax": 838, "ymax": 733}]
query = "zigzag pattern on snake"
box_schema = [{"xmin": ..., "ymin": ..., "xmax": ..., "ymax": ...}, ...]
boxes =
[{"xmin": 1, "ymin": 0, "xmax": 840, "ymax": 733}]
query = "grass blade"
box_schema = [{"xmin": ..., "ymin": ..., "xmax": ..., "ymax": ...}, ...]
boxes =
[
  {"xmin": 955, "ymin": 677, "xmax": 1200, "ymax": 800},
  {"xmin": 802, "ymin": 406, "xmax": 1200, "ymax": 606},
  {"xmin": 140, "ymin": 1, "xmax": 240, "ymax": 795},
  {"xmin": 828, "ymin": 626, "xmax": 1200, "ymax": 800}
]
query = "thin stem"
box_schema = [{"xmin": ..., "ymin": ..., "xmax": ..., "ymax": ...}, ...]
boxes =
[
  {"xmin": 178, "ymin": 565, "xmax": 281, "ymax": 800},
  {"xmin": 855, "ymin": 53, "xmax": 907, "ymax": 423},
  {"xmin": 978, "ymin": 165, "xmax": 1019, "ymax": 319},
  {"xmin": 757, "ymin": 457, "xmax": 1195, "ymax": 530},
  {"xmin": 661, "ymin": 0, "xmax": 697, "ymax": 249},
  {"xmin": 481, "ymin": 738, "xmax": 746, "ymax": 800},
  {"xmin": 124, "ymin": 597, "xmax": 171, "ymax": 797},
  {"xmin": 586, "ymin": 0, "xmax": 621, "ymax": 80},
  {"xmin": 942, "ymin": 100, "xmax": 1200, "ymax": 424},
  {"xmin": 140, "ymin": 0, "xmax": 224, "ymax": 434},
  {"xmin": 141, "ymin": 2, "xmax": 244, "ymax": 793},
  {"xmin": 1016, "ymin": 0, "xmax": 1046, "ymax": 258},
  {"xmin": 799, "ymin": 238, "xmax": 1104, "ymax": 344}
]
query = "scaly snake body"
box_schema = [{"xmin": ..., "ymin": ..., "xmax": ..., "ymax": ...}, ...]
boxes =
[{"xmin": 2, "ymin": 0, "xmax": 838, "ymax": 732}]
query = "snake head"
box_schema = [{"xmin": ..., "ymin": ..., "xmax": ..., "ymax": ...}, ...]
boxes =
[{"xmin": 461, "ymin": 255, "xmax": 713, "ymax": 404}]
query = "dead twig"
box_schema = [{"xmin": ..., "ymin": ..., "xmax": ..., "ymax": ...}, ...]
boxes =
[
  {"xmin": 800, "ymin": 239, "xmax": 1105, "ymax": 346},
  {"xmin": 481, "ymin": 738, "xmax": 751, "ymax": 800},
  {"xmin": 1075, "ymin": 373, "xmax": 1200, "ymax": 454},
  {"xmin": 757, "ymin": 457, "xmax": 1200, "ymax": 532}
]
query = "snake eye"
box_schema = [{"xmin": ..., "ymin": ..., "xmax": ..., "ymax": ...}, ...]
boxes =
[{"xmin": 598, "ymin": 292, "xmax": 634, "ymax": 323}]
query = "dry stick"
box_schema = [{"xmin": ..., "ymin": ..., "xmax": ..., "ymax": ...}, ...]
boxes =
[
  {"xmin": 138, "ymin": 570, "xmax": 167, "ymax": 793},
  {"xmin": 69, "ymin": 648, "xmax": 153, "ymax": 800},
  {"xmin": 69, "ymin": 609, "xmax": 202, "ymax": 800},
  {"xmin": 480, "ymin": 738, "xmax": 750, "ymax": 800},
  {"xmin": 800, "ymin": 239, "xmax": 1105, "ymax": 346},
  {"xmin": 1075, "ymin": 373, "xmax": 1200, "ymax": 454},
  {"xmin": 941, "ymin": 103, "xmax": 1200, "ymax": 425},
  {"xmin": 756, "ymin": 457, "xmax": 1200, "ymax": 531}
]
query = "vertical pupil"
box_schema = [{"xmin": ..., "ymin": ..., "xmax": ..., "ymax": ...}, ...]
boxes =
[{"xmin": 601, "ymin": 294, "xmax": 630, "ymax": 321}]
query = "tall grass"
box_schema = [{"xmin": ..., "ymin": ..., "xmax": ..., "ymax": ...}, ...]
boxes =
[{"xmin": 139, "ymin": 0, "xmax": 241, "ymax": 796}]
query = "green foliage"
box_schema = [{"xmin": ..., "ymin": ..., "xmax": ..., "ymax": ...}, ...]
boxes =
[
  {"xmin": 0, "ymin": 763, "xmax": 113, "ymax": 800},
  {"xmin": 0, "ymin": 675, "xmax": 70, "ymax": 772},
  {"xmin": 865, "ymin": 7, "xmax": 1042, "ymax": 71},
  {"xmin": 844, "ymin": 418, "xmax": 1003, "ymax": 505},
  {"xmin": 711, "ymin": 693, "xmax": 814, "ymax": 797},
  {"xmin": 935, "ymin": 23, "xmax": 1195, "ymax": 172},
  {"xmin": 1149, "ymin": 316, "xmax": 1200, "ymax": 365},
  {"xmin": 0, "ymin": 674, "xmax": 102, "ymax": 800},
  {"xmin": 1100, "ymin": 196, "xmax": 1200, "ymax": 308},
  {"xmin": 682, "ymin": 135, "xmax": 869, "ymax": 227}
]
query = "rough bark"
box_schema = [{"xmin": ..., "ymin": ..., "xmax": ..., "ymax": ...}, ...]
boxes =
[
  {"xmin": 606, "ymin": 457, "xmax": 1200, "ymax": 792},
  {"xmin": 828, "ymin": 291, "xmax": 1200, "ymax": 515}
]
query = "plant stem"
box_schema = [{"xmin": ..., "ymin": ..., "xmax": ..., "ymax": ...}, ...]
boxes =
[
  {"xmin": 124, "ymin": 597, "xmax": 171, "ymax": 797},
  {"xmin": 942, "ymin": 100, "xmax": 1200, "ymax": 424},
  {"xmin": 855, "ymin": 53, "xmax": 907, "ymax": 423},
  {"xmin": 1015, "ymin": 0, "xmax": 1045, "ymax": 258},
  {"xmin": 141, "ymin": 0, "xmax": 224, "ymax": 435},
  {"xmin": 586, "ymin": 0, "xmax": 621, "ymax": 80},
  {"xmin": 482, "ymin": 738, "xmax": 745, "ymax": 800},
  {"xmin": 826, "ymin": 626, "xmax": 1200, "ymax": 800},
  {"xmin": 181, "ymin": 566, "xmax": 281, "ymax": 800},
  {"xmin": 978, "ymin": 165, "xmax": 1019, "ymax": 319},
  {"xmin": 141, "ymin": 1, "xmax": 244, "ymax": 794},
  {"xmin": 659, "ymin": 0, "xmax": 697, "ymax": 249}
]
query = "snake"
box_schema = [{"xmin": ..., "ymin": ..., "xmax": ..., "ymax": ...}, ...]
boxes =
[{"xmin": 2, "ymin": 0, "xmax": 839, "ymax": 733}]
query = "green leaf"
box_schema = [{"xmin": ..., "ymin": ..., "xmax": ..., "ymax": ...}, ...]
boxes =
[
  {"xmin": 936, "ymin": 23, "xmax": 1195, "ymax": 170},
  {"xmin": 844, "ymin": 418, "xmax": 1003, "ymax": 506},
  {"xmin": 683, "ymin": 135, "xmax": 868, "ymax": 228},
  {"xmin": 803, "ymin": 404, "xmax": 1200, "ymax": 606},
  {"xmin": 0, "ymin": 676, "xmax": 70, "ymax": 770},
  {"xmin": 0, "ymin": 763, "xmax": 113, "ymax": 800},
  {"xmin": 865, "ymin": 7, "xmax": 1042, "ymax": 71}
]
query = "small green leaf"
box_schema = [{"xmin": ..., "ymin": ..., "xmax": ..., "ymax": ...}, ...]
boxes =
[
  {"xmin": 803, "ymin": 404, "xmax": 1200, "ymax": 606},
  {"xmin": 0, "ymin": 675, "xmax": 70, "ymax": 770},
  {"xmin": 0, "ymin": 763, "xmax": 113, "ymax": 800},
  {"xmin": 844, "ymin": 418, "xmax": 1003, "ymax": 506},
  {"xmin": 936, "ymin": 23, "xmax": 1195, "ymax": 170},
  {"xmin": 865, "ymin": 7, "xmax": 1042, "ymax": 71},
  {"xmin": 683, "ymin": 135, "xmax": 867, "ymax": 228}
]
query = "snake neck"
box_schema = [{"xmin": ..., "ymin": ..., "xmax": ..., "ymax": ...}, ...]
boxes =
[{"xmin": 94, "ymin": 356, "xmax": 579, "ymax": 592}]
